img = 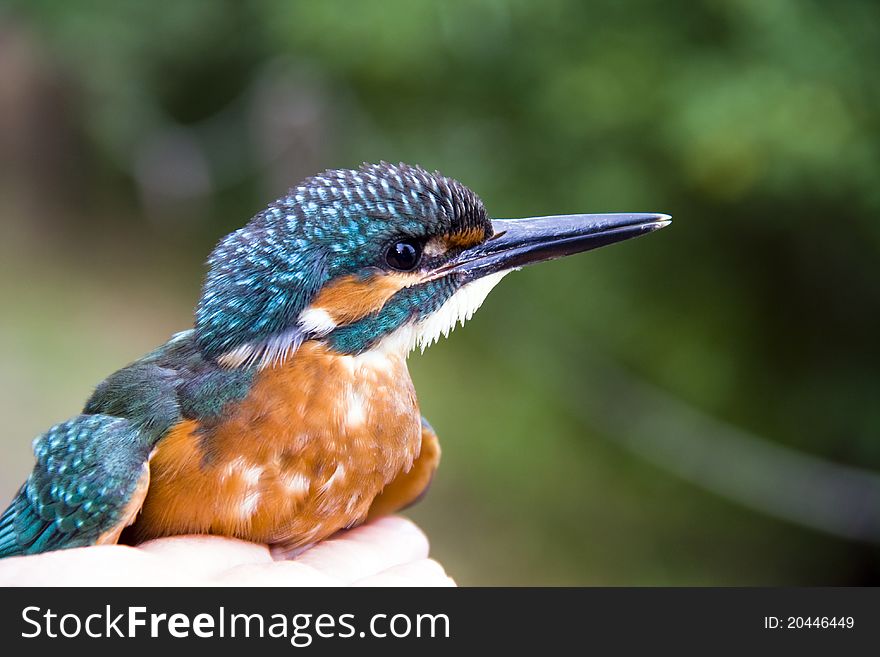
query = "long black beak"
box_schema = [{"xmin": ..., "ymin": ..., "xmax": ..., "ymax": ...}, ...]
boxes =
[{"xmin": 435, "ymin": 213, "xmax": 671, "ymax": 281}]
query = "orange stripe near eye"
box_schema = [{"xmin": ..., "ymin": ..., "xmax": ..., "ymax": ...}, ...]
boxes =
[
  {"xmin": 311, "ymin": 273, "xmax": 416, "ymax": 325},
  {"xmin": 445, "ymin": 226, "xmax": 488, "ymax": 250}
]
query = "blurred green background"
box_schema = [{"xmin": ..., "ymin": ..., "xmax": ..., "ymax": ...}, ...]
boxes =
[{"xmin": 1, "ymin": 0, "xmax": 879, "ymax": 585}]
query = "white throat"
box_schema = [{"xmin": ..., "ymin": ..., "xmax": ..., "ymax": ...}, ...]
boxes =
[{"xmin": 408, "ymin": 270, "xmax": 509, "ymax": 353}]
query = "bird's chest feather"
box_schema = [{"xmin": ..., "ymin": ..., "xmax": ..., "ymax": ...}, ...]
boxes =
[{"xmin": 131, "ymin": 341, "xmax": 421, "ymax": 546}]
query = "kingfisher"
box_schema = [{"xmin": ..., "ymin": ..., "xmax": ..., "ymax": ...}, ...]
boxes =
[{"xmin": 0, "ymin": 162, "xmax": 669, "ymax": 557}]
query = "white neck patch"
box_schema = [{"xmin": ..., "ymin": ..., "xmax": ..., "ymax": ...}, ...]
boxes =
[
  {"xmin": 410, "ymin": 270, "xmax": 509, "ymax": 353},
  {"xmin": 218, "ymin": 327, "xmax": 305, "ymax": 369}
]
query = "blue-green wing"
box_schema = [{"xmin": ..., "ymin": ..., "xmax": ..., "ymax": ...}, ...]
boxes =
[{"xmin": 0, "ymin": 414, "xmax": 154, "ymax": 557}]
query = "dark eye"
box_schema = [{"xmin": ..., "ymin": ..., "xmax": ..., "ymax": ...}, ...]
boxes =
[{"xmin": 385, "ymin": 240, "xmax": 422, "ymax": 271}]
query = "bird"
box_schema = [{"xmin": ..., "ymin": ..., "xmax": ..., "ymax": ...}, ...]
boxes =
[{"xmin": 0, "ymin": 162, "xmax": 670, "ymax": 557}]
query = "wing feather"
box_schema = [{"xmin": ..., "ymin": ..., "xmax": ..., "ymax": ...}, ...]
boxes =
[{"xmin": 0, "ymin": 414, "xmax": 154, "ymax": 557}]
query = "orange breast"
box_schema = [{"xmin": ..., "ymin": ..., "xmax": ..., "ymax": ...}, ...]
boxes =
[{"xmin": 130, "ymin": 341, "xmax": 421, "ymax": 548}]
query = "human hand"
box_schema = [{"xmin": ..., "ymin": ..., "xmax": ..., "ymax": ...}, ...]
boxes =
[{"xmin": 0, "ymin": 516, "xmax": 455, "ymax": 586}]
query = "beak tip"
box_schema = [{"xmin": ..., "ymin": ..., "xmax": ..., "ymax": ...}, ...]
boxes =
[{"xmin": 650, "ymin": 214, "xmax": 672, "ymax": 231}]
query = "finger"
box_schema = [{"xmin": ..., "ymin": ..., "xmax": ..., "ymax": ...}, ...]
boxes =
[
  {"xmin": 137, "ymin": 534, "xmax": 273, "ymax": 577},
  {"xmin": 212, "ymin": 561, "xmax": 344, "ymax": 587},
  {"xmin": 352, "ymin": 558, "xmax": 457, "ymax": 587},
  {"xmin": 291, "ymin": 516, "xmax": 429, "ymax": 584},
  {"xmin": 0, "ymin": 546, "xmax": 192, "ymax": 587}
]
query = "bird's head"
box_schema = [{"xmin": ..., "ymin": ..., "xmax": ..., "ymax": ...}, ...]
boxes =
[{"xmin": 195, "ymin": 162, "xmax": 669, "ymax": 367}]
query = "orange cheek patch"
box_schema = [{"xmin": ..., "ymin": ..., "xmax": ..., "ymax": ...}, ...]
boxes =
[{"xmin": 309, "ymin": 272, "xmax": 416, "ymax": 325}]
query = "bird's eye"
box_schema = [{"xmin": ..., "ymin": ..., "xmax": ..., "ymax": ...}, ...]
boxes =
[{"xmin": 385, "ymin": 240, "xmax": 422, "ymax": 271}]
